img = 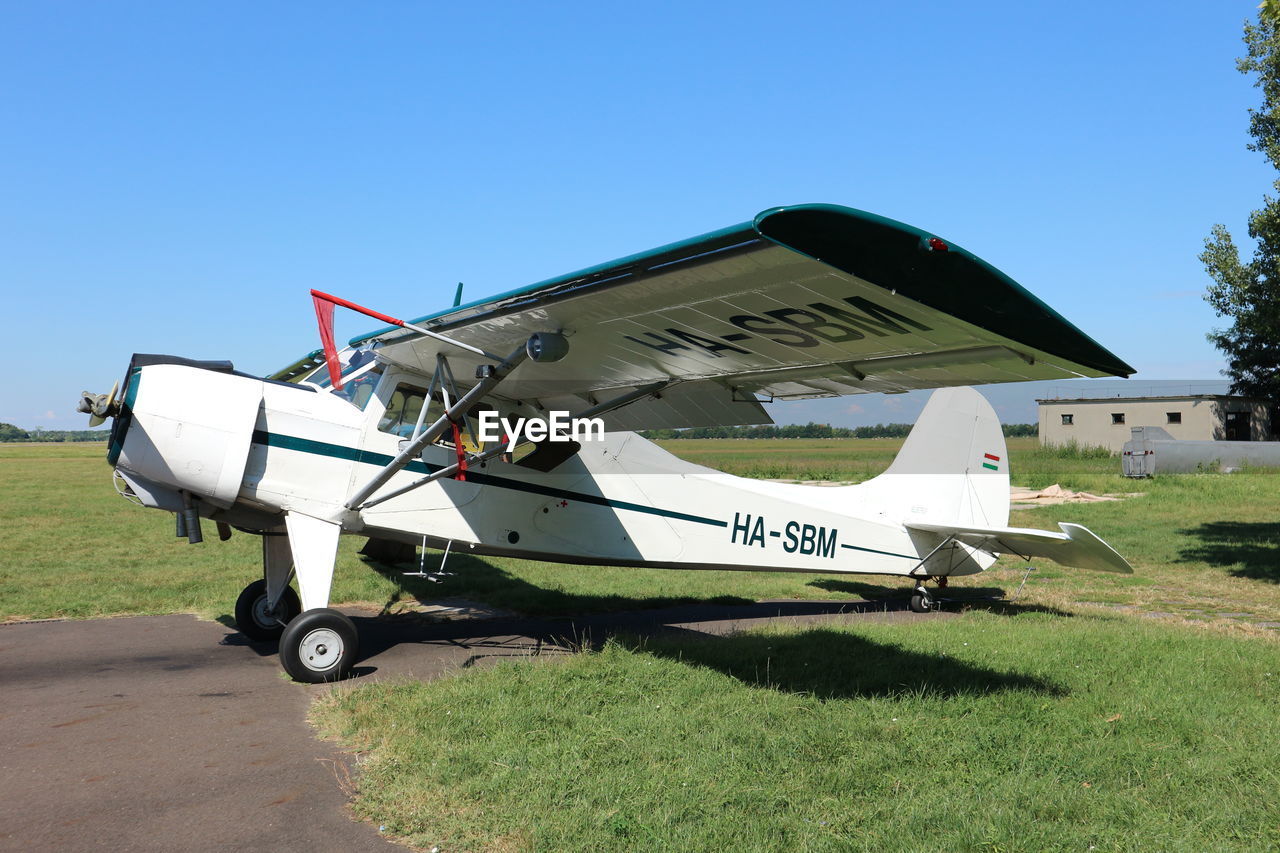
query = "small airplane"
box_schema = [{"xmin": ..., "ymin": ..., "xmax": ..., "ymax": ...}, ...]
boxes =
[{"xmin": 78, "ymin": 203, "xmax": 1135, "ymax": 683}]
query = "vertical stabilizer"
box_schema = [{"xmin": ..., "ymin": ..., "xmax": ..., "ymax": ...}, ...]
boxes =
[{"xmin": 875, "ymin": 387, "xmax": 1009, "ymax": 530}]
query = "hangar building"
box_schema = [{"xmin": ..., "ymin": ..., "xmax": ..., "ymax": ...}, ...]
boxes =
[{"xmin": 1037, "ymin": 384, "xmax": 1271, "ymax": 452}]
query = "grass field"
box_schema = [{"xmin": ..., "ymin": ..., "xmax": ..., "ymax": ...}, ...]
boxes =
[
  {"xmin": 313, "ymin": 618, "xmax": 1280, "ymax": 851},
  {"xmin": 5, "ymin": 439, "xmax": 1280, "ymax": 850}
]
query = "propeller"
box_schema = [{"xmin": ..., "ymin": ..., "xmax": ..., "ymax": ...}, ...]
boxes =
[{"xmin": 77, "ymin": 380, "xmax": 119, "ymax": 427}]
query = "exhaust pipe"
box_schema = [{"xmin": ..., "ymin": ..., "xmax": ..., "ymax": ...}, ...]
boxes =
[{"xmin": 181, "ymin": 493, "xmax": 203, "ymax": 544}]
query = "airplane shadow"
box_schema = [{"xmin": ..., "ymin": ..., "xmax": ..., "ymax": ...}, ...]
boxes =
[
  {"xmin": 807, "ymin": 578, "xmax": 1073, "ymax": 618},
  {"xmin": 340, "ymin": 608, "xmax": 1064, "ymax": 700},
  {"xmin": 610, "ymin": 626, "xmax": 1065, "ymax": 700},
  {"xmin": 348, "ymin": 598, "xmax": 892, "ymax": 664},
  {"xmin": 1176, "ymin": 521, "xmax": 1280, "ymax": 582},
  {"xmin": 215, "ymin": 588, "xmax": 1070, "ymax": 697},
  {"xmin": 218, "ymin": 556, "xmax": 1073, "ymax": 664}
]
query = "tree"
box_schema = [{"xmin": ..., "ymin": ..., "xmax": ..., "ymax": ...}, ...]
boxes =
[{"xmin": 1202, "ymin": 5, "xmax": 1280, "ymax": 427}]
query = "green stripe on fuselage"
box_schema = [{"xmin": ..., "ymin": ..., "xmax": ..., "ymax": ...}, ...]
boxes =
[{"xmin": 250, "ymin": 430, "xmax": 727, "ymax": 528}]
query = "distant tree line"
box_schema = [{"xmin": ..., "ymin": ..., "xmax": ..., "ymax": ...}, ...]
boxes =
[
  {"xmin": 639, "ymin": 422, "xmax": 1038, "ymax": 440},
  {"xmin": 0, "ymin": 423, "xmax": 107, "ymax": 442}
]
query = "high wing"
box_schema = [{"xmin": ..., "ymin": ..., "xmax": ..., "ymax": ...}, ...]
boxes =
[
  {"xmin": 326, "ymin": 204, "xmax": 1133, "ymax": 430},
  {"xmin": 908, "ymin": 521, "xmax": 1134, "ymax": 574}
]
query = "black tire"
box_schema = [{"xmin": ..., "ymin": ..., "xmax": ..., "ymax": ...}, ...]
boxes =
[
  {"xmin": 909, "ymin": 592, "xmax": 932, "ymax": 613},
  {"xmin": 278, "ymin": 608, "xmax": 359, "ymax": 683},
  {"xmin": 234, "ymin": 580, "xmax": 301, "ymax": 641}
]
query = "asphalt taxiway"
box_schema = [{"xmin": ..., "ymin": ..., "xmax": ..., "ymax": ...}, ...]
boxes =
[{"xmin": 0, "ymin": 600, "xmax": 926, "ymax": 851}]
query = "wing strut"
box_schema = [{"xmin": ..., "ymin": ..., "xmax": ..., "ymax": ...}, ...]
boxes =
[
  {"xmin": 344, "ymin": 341, "xmax": 530, "ymax": 510},
  {"xmin": 361, "ymin": 443, "xmax": 511, "ymax": 509}
]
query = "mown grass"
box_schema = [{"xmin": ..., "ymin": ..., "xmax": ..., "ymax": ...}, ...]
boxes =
[
  {"xmin": 9, "ymin": 439, "xmax": 1280, "ymax": 848},
  {"xmin": 313, "ymin": 612, "xmax": 1280, "ymax": 851}
]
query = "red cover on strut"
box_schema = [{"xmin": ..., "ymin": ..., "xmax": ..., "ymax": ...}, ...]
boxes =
[{"xmin": 451, "ymin": 421, "xmax": 467, "ymax": 481}]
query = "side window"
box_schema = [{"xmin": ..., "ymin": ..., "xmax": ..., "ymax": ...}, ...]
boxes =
[{"xmin": 378, "ymin": 384, "xmax": 429, "ymax": 437}]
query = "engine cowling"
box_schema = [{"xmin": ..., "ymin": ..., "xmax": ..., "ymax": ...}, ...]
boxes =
[{"xmin": 112, "ymin": 360, "xmax": 264, "ymax": 508}]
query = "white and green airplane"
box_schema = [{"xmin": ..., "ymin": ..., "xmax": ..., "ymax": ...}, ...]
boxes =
[{"xmin": 79, "ymin": 204, "xmax": 1134, "ymax": 683}]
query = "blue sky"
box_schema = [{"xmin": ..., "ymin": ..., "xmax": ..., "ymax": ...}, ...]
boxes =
[{"xmin": 0, "ymin": 1, "xmax": 1268, "ymax": 429}]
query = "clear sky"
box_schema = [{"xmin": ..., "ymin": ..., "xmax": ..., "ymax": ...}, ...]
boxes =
[{"xmin": 0, "ymin": 1, "xmax": 1268, "ymax": 430}]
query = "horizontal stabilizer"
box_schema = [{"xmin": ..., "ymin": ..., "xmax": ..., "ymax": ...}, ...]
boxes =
[{"xmin": 907, "ymin": 521, "xmax": 1133, "ymax": 574}]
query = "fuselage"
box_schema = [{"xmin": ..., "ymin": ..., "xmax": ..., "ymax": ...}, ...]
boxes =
[{"xmin": 110, "ymin": 358, "xmax": 996, "ymax": 579}]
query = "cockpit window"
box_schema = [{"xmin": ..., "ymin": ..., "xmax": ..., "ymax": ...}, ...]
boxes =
[
  {"xmin": 378, "ymin": 383, "xmax": 430, "ymax": 437},
  {"xmin": 332, "ymin": 365, "xmax": 382, "ymax": 409},
  {"xmin": 312, "ymin": 349, "xmax": 382, "ymax": 410}
]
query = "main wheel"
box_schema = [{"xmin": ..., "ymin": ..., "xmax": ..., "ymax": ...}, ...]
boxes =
[
  {"xmin": 278, "ymin": 608, "xmax": 358, "ymax": 683},
  {"xmin": 234, "ymin": 580, "xmax": 301, "ymax": 641},
  {"xmin": 909, "ymin": 592, "xmax": 932, "ymax": 613}
]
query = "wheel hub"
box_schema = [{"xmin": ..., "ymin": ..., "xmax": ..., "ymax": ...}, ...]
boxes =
[
  {"xmin": 299, "ymin": 627, "xmax": 343, "ymax": 671},
  {"xmin": 251, "ymin": 596, "xmax": 277, "ymax": 628}
]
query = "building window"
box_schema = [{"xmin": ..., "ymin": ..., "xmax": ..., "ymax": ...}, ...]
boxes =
[
  {"xmin": 1061, "ymin": 413, "xmax": 1074, "ymax": 425},
  {"xmin": 1167, "ymin": 412, "xmax": 1182, "ymax": 425},
  {"xmin": 1112, "ymin": 413, "xmax": 1126, "ymax": 425}
]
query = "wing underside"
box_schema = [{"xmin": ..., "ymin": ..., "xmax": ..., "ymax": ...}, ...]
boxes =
[{"xmin": 329, "ymin": 205, "xmax": 1132, "ymax": 430}]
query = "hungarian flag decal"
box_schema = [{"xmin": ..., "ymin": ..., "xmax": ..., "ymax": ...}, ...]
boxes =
[{"xmin": 982, "ymin": 453, "xmax": 1001, "ymax": 471}]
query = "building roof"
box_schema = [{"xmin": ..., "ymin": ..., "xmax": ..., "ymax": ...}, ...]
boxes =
[{"xmin": 1036, "ymin": 394, "xmax": 1267, "ymax": 405}]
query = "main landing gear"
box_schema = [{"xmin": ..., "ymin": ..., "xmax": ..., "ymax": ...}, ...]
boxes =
[
  {"xmin": 278, "ymin": 609, "xmax": 359, "ymax": 683},
  {"xmin": 232, "ymin": 580, "xmax": 358, "ymax": 683},
  {"xmin": 233, "ymin": 579, "xmax": 300, "ymax": 641},
  {"xmin": 230, "ymin": 517, "xmax": 359, "ymax": 683}
]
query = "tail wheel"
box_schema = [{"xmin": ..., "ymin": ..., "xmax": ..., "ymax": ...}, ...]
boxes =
[
  {"xmin": 909, "ymin": 592, "xmax": 932, "ymax": 613},
  {"xmin": 279, "ymin": 608, "xmax": 359, "ymax": 683},
  {"xmin": 234, "ymin": 579, "xmax": 301, "ymax": 641}
]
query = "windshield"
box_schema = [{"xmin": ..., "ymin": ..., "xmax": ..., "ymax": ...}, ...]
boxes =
[
  {"xmin": 309, "ymin": 348, "xmax": 382, "ymax": 409},
  {"xmin": 333, "ymin": 364, "xmax": 382, "ymax": 409}
]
